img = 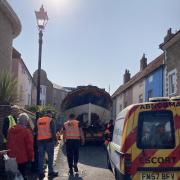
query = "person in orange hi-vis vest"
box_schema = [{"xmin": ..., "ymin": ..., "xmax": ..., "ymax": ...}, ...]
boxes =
[
  {"xmin": 63, "ymin": 113, "xmax": 85, "ymax": 176},
  {"xmin": 36, "ymin": 110, "xmax": 58, "ymax": 179}
]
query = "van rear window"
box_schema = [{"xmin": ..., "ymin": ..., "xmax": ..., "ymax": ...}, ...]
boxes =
[{"xmin": 137, "ymin": 110, "xmax": 175, "ymax": 149}]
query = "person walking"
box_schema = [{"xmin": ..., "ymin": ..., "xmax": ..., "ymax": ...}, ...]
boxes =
[
  {"xmin": 63, "ymin": 114, "xmax": 85, "ymax": 175},
  {"xmin": 104, "ymin": 119, "xmax": 114, "ymax": 146},
  {"xmin": 7, "ymin": 113, "xmax": 34, "ymax": 179},
  {"xmin": 3, "ymin": 114, "xmax": 17, "ymax": 145},
  {"xmin": 37, "ymin": 110, "xmax": 58, "ymax": 179}
]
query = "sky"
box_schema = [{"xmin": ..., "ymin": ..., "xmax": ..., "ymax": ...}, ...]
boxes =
[{"xmin": 8, "ymin": 0, "xmax": 180, "ymax": 94}]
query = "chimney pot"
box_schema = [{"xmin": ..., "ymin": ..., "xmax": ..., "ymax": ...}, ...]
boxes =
[
  {"xmin": 140, "ymin": 53, "xmax": 147, "ymax": 71},
  {"xmin": 123, "ymin": 69, "xmax": 131, "ymax": 84},
  {"xmin": 164, "ymin": 28, "xmax": 174, "ymax": 43}
]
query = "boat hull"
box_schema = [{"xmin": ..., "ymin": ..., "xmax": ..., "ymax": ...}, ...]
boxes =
[{"xmin": 63, "ymin": 103, "xmax": 111, "ymax": 125}]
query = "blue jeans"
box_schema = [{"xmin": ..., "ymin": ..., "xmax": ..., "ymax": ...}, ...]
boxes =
[{"xmin": 37, "ymin": 140, "xmax": 54, "ymax": 174}]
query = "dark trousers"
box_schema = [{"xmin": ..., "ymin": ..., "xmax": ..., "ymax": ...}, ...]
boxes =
[
  {"xmin": 37, "ymin": 140, "xmax": 54, "ymax": 175},
  {"xmin": 31, "ymin": 138, "xmax": 38, "ymax": 173},
  {"xmin": 18, "ymin": 161, "xmax": 31, "ymax": 179},
  {"xmin": 66, "ymin": 139, "xmax": 80, "ymax": 169}
]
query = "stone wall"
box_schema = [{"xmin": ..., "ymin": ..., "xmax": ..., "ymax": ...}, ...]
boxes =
[
  {"xmin": 0, "ymin": 10, "xmax": 13, "ymax": 72},
  {"xmin": 0, "ymin": 0, "xmax": 21, "ymax": 73}
]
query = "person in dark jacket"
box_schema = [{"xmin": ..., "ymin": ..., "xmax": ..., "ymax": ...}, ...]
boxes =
[
  {"xmin": 37, "ymin": 110, "xmax": 58, "ymax": 179},
  {"xmin": 104, "ymin": 119, "xmax": 114, "ymax": 145},
  {"xmin": 7, "ymin": 113, "xmax": 34, "ymax": 179}
]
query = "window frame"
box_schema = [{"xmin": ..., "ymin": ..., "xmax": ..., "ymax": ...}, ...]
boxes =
[
  {"xmin": 148, "ymin": 75, "xmax": 153, "ymax": 83},
  {"xmin": 139, "ymin": 94, "xmax": 143, "ymax": 103},
  {"xmin": 147, "ymin": 89, "xmax": 153, "ymax": 99},
  {"xmin": 112, "ymin": 117, "xmax": 124, "ymax": 146},
  {"xmin": 137, "ymin": 110, "xmax": 176, "ymax": 149},
  {"xmin": 168, "ymin": 70, "xmax": 177, "ymax": 95}
]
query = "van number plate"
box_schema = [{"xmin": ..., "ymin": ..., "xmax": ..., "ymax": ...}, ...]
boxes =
[{"xmin": 141, "ymin": 172, "xmax": 176, "ymax": 180}]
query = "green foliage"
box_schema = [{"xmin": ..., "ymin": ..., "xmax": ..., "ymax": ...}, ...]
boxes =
[
  {"xmin": 0, "ymin": 71, "xmax": 18, "ymax": 105},
  {"xmin": 25, "ymin": 105, "xmax": 39, "ymax": 113},
  {"xmin": 25, "ymin": 104, "xmax": 57, "ymax": 118},
  {"xmin": 41, "ymin": 105, "xmax": 57, "ymax": 118}
]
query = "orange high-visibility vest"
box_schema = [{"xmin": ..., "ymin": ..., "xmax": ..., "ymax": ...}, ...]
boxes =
[
  {"xmin": 64, "ymin": 120, "xmax": 80, "ymax": 140},
  {"xmin": 37, "ymin": 116, "xmax": 52, "ymax": 140}
]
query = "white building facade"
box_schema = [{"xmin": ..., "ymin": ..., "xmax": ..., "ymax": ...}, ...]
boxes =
[
  {"xmin": 12, "ymin": 48, "xmax": 36, "ymax": 107},
  {"xmin": 40, "ymin": 85, "xmax": 47, "ymax": 106},
  {"xmin": 132, "ymin": 80, "xmax": 145, "ymax": 104}
]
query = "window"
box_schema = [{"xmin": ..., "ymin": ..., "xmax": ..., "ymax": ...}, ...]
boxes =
[
  {"xmin": 28, "ymin": 94, "xmax": 31, "ymax": 105},
  {"xmin": 147, "ymin": 89, "xmax": 153, "ymax": 99},
  {"xmin": 124, "ymin": 101, "xmax": 128, "ymax": 108},
  {"xmin": 148, "ymin": 75, "xmax": 153, "ymax": 83},
  {"xmin": 113, "ymin": 117, "xmax": 124, "ymax": 146},
  {"xmin": 139, "ymin": 94, "xmax": 143, "ymax": 103},
  {"xmin": 139, "ymin": 80, "xmax": 143, "ymax": 87},
  {"xmin": 119, "ymin": 104, "xmax": 122, "ymax": 112},
  {"xmin": 137, "ymin": 110, "xmax": 175, "ymax": 149},
  {"xmin": 168, "ymin": 71, "xmax": 176, "ymax": 95}
]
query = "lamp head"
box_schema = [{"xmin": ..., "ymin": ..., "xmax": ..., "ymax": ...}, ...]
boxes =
[{"xmin": 35, "ymin": 5, "xmax": 48, "ymax": 30}]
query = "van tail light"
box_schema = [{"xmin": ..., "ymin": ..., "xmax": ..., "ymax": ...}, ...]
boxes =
[{"xmin": 124, "ymin": 153, "xmax": 132, "ymax": 175}]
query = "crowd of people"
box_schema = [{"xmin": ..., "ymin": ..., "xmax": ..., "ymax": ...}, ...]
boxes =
[
  {"xmin": 2, "ymin": 111, "xmax": 114, "ymax": 179},
  {"xmin": 2, "ymin": 110, "xmax": 58, "ymax": 180},
  {"xmin": 2, "ymin": 111, "xmax": 86, "ymax": 179}
]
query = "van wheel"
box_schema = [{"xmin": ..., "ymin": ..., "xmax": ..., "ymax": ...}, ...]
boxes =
[
  {"xmin": 115, "ymin": 169, "xmax": 120, "ymax": 180},
  {"xmin": 107, "ymin": 154, "xmax": 112, "ymax": 171}
]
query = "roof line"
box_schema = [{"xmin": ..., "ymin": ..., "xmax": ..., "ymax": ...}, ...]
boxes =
[
  {"xmin": 112, "ymin": 53, "xmax": 164, "ymax": 98},
  {"xmin": 12, "ymin": 48, "xmax": 36, "ymax": 85},
  {"xmin": 0, "ymin": 0, "xmax": 21, "ymax": 38}
]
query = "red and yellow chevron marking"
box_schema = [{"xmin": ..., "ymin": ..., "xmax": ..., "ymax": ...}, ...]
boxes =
[
  {"xmin": 119, "ymin": 102, "xmax": 180, "ymax": 180},
  {"xmin": 175, "ymin": 115, "xmax": 180, "ymax": 128},
  {"xmin": 121, "ymin": 127, "xmax": 137, "ymax": 153},
  {"xmin": 132, "ymin": 145, "xmax": 180, "ymax": 179},
  {"xmin": 158, "ymin": 144, "xmax": 180, "ymax": 168},
  {"xmin": 121, "ymin": 105, "xmax": 139, "ymax": 153}
]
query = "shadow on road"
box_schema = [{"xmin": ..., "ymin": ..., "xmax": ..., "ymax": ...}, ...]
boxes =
[
  {"xmin": 61, "ymin": 142, "xmax": 107, "ymax": 169},
  {"xmin": 68, "ymin": 173, "xmax": 83, "ymax": 180}
]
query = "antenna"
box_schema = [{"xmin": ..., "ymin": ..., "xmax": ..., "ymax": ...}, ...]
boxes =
[{"xmin": 108, "ymin": 84, "xmax": 110, "ymax": 94}]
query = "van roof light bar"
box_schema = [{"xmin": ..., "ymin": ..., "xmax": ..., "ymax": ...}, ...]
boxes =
[
  {"xmin": 170, "ymin": 96, "xmax": 180, "ymax": 101},
  {"xmin": 149, "ymin": 97, "xmax": 170, "ymax": 102}
]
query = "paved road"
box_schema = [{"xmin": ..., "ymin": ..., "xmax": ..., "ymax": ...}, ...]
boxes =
[{"xmin": 51, "ymin": 142, "xmax": 115, "ymax": 180}]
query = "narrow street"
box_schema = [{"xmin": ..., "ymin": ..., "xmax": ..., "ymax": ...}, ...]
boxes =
[{"xmin": 51, "ymin": 142, "xmax": 115, "ymax": 180}]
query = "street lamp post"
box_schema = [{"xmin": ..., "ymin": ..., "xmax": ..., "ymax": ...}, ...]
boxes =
[{"xmin": 35, "ymin": 5, "xmax": 48, "ymax": 105}]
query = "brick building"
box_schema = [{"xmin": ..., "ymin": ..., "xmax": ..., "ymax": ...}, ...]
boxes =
[{"xmin": 160, "ymin": 28, "xmax": 180, "ymax": 97}]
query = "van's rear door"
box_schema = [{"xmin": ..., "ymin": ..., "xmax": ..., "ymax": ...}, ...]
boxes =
[{"xmin": 131, "ymin": 103, "xmax": 179, "ymax": 180}]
